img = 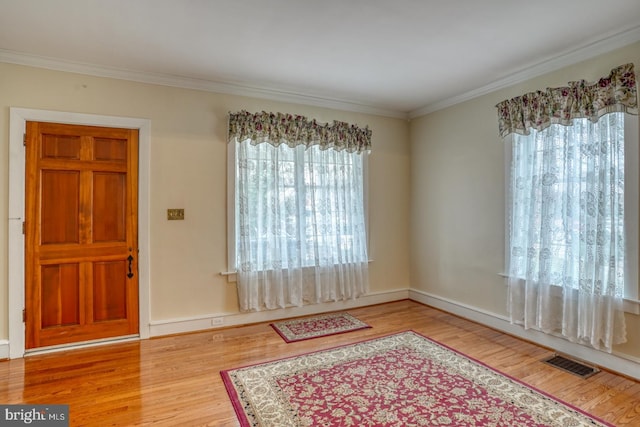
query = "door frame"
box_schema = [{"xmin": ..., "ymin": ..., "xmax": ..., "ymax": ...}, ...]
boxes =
[{"xmin": 9, "ymin": 107, "xmax": 151, "ymax": 358}]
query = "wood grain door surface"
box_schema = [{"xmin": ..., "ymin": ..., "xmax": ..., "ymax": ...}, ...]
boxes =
[{"xmin": 25, "ymin": 121, "xmax": 139, "ymax": 349}]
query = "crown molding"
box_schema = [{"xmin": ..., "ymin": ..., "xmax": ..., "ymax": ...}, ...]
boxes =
[
  {"xmin": 2, "ymin": 23, "xmax": 639, "ymax": 122},
  {"xmin": 409, "ymin": 24, "xmax": 640, "ymax": 119},
  {"xmin": 0, "ymin": 49, "xmax": 408, "ymax": 120}
]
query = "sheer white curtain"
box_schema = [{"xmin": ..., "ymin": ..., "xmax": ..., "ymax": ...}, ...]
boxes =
[
  {"xmin": 507, "ymin": 114, "xmax": 626, "ymax": 351},
  {"xmin": 230, "ymin": 111, "xmax": 370, "ymax": 312},
  {"xmin": 496, "ymin": 63, "xmax": 637, "ymax": 352}
]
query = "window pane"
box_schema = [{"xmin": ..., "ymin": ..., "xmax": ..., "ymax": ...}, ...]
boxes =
[
  {"xmin": 508, "ymin": 113, "xmax": 626, "ymax": 297},
  {"xmin": 235, "ymin": 141, "xmax": 367, "ymax": 271}
]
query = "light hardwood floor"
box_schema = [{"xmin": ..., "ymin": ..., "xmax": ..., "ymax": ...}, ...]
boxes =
[{"xmin": 1, "ymin": 300, "xmax": 639, "ymax": 426}]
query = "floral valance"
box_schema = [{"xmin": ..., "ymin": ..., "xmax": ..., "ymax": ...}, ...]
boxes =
[
  {"xmin": 228, "ymin": 110, "xmax": 372, "ymax": 153},
  {"xmin": 496, "ymin": 63, "xmax": 638, "ymax": 138}
]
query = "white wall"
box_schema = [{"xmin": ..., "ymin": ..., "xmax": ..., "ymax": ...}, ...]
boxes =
[
  {"xmin": 3, "ymin": 41, "xmax": 638, "ymax": 376},
  {"xmin": 0, "ymin": 62, "xmax": 411, "ymax": 349},
  {"xmin": 409, "ymin": 42, "xmax": 640, "ymax": 371}
]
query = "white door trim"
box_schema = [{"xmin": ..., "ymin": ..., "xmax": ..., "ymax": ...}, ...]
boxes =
[{"xmin": 8, "ymin": 108, "xmax": 151, "ymax": 358}]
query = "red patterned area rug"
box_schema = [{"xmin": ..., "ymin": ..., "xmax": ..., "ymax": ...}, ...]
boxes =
[
  {"xmin": 221, "ymin": 331, "xmax": 613, "ymax": 427},
  {"xmin": 270, "ymin": 312, "xmax": 371, "ymax": 343}
]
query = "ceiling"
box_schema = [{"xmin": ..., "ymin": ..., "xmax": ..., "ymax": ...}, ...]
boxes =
[{"xmin": 1, "ymin": 0, "xmax": 640, "ymax": 118}]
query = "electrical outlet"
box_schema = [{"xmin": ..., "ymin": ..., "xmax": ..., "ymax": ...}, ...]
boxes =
[
  {"xmin": 211, "ymin": 317, "xmax": 224, "ymax": 326},
  {"xmin": 167, "ymin": 208, "xmax": 184, "ymax": 220}
]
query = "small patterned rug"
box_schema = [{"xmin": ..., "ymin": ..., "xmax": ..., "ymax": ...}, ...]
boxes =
[
  {"xmin": 270, "ymin": 312, "xmax": 371, "ymax": 343},
  {"xmin": 221, "ymin": 331, "xmax": 613, "ymax": 427}
]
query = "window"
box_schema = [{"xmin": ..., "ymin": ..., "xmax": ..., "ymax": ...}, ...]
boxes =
[
  {"xmin": 231, "ymin": 141, "xmax": 368, "ymax": 272},
  {"xmin": 497, "ymin": 63, "xmax": 637, "ymax": 350},
  {"xmin": 226, "ymin": 111, "xmax": 371, "ymax": 311},
  {"xmin": 506, "ymin": 112, "xmax": 638, "ymax": 302}
]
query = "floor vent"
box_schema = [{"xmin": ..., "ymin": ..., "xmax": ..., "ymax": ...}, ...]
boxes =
[{"xmin": 542, "ymin": 354, "xmax": 599, "ymax": 379}]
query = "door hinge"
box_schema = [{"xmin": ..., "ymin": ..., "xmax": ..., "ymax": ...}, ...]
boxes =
[
  {"xmin": 23, "ymin": 133, "xmax": 26, "ymax": 146},
  {"xmin": 22, "ymin": 221, "xmax": 25, "ymax": 234},
  {"xmin": 22, "ymin": 309, "xmax": 26, "ymax": 322}
]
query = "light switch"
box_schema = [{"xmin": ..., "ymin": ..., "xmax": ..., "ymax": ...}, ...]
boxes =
[{"xmin": 167, "ymin": 208, "xmax": 185, "ymax": 220}]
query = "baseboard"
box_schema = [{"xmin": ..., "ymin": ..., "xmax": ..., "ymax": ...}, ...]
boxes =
[
  {"xmin": 0, "ymin": 340, "xmax": 9, "ymax": 360},
  {"xmin": 9, "ymin": 287, "xmax": 637, "ymax": 379},
  {"xmin": 409, "ymin": 289, "xmax": 640, "ymax": 381},
  {"xmin": 149, "ymin": 289, "xmax": 410, "ymax": 337}
]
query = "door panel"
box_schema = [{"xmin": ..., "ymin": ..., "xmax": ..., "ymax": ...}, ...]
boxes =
[
  {"xmin": 40, "ymin": 263, "xmax": 80, "ymax": 328},
  {"xmin": 94, "ymin": 137, "xmax": 127, "ymax": 162},
  {"xmin": 93, "ymin": 260, "xmax": 128, "ymax": 321},
  {"xmin": 93, "ymin": 172, "xmax": 126, "ymax": 242},
  {"xmin": 41, "ymin": 170, "xmax": 80, "ymax": 244},
  {"xmin": 41, "ymin": 133, "xmax": 81, "ymax": 159},
  {"xmin": 25, "ymin": 121, "xmax": 139, "ymax": 349}
]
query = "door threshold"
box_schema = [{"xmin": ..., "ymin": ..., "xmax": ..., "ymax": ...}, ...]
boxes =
[{"xmin": 24, "ymin": 335, "xmax": 140, "ymax": 357}]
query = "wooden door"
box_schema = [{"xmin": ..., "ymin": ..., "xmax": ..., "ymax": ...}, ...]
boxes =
[{"xmin": 25, "ymin": 122, "xmax": 139, "ymax": 349}]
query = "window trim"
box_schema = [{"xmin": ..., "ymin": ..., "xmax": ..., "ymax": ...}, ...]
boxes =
[
  {"xmin": 225, "ymin": 137, "xmax": 238, "ymax": 280},
  {"xmin": 624, "ymin": 113, "xmax": 638, "ymax": 301}
]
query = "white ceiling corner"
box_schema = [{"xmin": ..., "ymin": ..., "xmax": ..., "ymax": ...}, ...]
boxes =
[{"xmin": 1, "ymin": 1, "xmax": 639, "ymax": 119}]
